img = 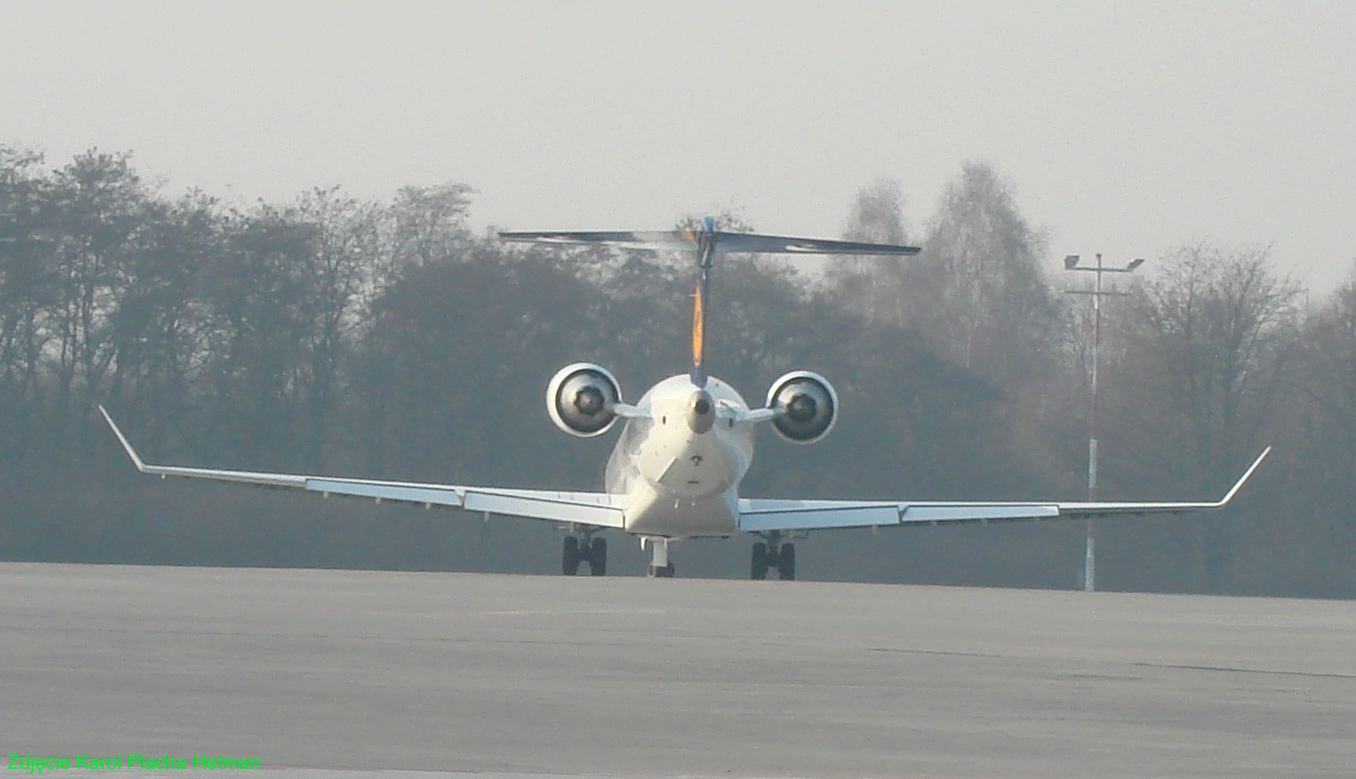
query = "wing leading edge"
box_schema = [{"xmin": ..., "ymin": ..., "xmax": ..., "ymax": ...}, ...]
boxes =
[
  {"xmin": 738, "ymin": 447, "xmax": 1271, "ymax": 532},
  {"xmin": 98, "ymin": 406, "xmax": 624, "ymax": 529}
]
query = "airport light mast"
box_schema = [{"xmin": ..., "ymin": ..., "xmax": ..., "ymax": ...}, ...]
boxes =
[{"xmin": 1064, "ymin": 252, "xmax": 1145, "ymax": 591}]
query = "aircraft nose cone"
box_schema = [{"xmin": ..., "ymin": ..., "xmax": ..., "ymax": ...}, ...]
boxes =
[{"xmin": 686, "ymin": 389, "xmax": 715, "ymax": 434}]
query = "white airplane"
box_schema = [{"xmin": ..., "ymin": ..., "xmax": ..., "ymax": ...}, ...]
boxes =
[{"xmin": 99, "ymin": 217, "xmax": 1270, "ymax": 579}]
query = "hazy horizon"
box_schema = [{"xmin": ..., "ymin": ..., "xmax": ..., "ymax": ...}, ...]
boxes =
[{"xmin": 4, "ymin": 1, "xmax": 1353, "ymax": 293}]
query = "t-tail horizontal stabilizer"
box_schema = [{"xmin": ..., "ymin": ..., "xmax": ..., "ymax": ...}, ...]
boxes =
[
  {"xmin": 501, "ymin": 224, "xmax": 920, "ymax": 388},
  {"xmin": 499, "ymin": 229, "xmax": 921, "ymax": 256}
]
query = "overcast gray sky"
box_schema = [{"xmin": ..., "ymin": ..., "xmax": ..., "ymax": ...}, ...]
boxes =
[{"xmin": 4, "ymin": 1, "xmax": 1353, "ymax": 292}]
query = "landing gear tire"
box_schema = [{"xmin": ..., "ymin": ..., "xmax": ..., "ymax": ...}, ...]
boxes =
[
  {"xmin": 751, "ymin": 542, "xmax": 770, "ymax": 580},
  {"xmin": 589, "ymin": 537, "xmax": 608, "ymax": 576},
  {"xmin": 777, "ymin": 543, "xmax": 796, "ymax": 581},
  {"xmin": 563, "ymin": 532, "xmax": 608, "ymax": 576},
  {"xmin": 750, "ymin": 533, "xmax": 797, "ymax": 581},
  {"xmin": 562, "ymin": 536, "xmax": 581, "ymax": 576},
  {"xmin": 647, "ymin": 563, "xmax": 676, "ymax": 578}
]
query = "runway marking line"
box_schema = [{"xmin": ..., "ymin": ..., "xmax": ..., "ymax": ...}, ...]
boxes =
[
  {"xmin": 475, "ymin": 608, "xmax": 668, "ymax": 616},
  {"xmin": 1134, "ymin": 661, "xmax": 1356, "ymax": 680}
]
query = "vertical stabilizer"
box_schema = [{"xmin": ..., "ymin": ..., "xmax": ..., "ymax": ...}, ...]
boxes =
[{"xmin": 691, "ymin": 216, "xmax": 716, "ymax": 387}]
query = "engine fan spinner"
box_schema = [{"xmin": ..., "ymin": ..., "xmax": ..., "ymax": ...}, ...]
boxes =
[
  {"xmin": 547, "ymin": 363, "xmax": 623, "ymax": 437},
  {"xmin": 765, "ymin": 371, "xmax": 838, "ymax": 444}
]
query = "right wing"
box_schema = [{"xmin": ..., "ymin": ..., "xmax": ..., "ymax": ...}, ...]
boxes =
[
  {"xmin": 738, "ymin": 448, "xmax": 1271, "ymax": 532},
  {"xmin": 98, "ymin": 406, "xmax": 623, "ymax": 529}
]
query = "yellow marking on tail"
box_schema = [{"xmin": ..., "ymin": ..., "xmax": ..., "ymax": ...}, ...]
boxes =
[{"xmin": 691, "ymin": 279, "xmax": 705, "ymax": 368}]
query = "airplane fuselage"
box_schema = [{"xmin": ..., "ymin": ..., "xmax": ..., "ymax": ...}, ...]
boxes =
[{"xmin": 605, "ymin": 374, "xmax": 754, "ymax": 538}]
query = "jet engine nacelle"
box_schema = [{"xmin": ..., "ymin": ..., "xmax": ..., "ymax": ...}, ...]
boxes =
[
  {"xmin": 766, "ymin": 370, "xmax": 838, "ymax": 444},
  {"xmin": 547, "ymin": 363, "xmax": 623, "ymax": 437}
]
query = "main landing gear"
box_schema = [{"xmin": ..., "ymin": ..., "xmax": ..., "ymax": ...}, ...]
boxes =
[
  {"xmin": 562, "ymin": 528, "xmax": 607, "ymax": 576},
  {"xmin": 751, "ymin": 530, "xmax": 796, "ymax": 580}
]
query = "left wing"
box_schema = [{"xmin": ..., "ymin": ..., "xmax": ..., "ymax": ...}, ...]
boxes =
[
  {"xmin": 738, "ymin": 448, "xmax": 1271, "ymax": 532},
  {"xmin": 98, "ymin": 406, "xmax": 624, "ymax": 528}
]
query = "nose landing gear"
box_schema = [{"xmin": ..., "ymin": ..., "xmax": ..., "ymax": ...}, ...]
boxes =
[
  {"xmin": 751, "ymin": 530, "xmax": 796, "ymax": 580},
  {"xmin": 641, "ymin": 536, "xmax": 677, "ymax": 577}
]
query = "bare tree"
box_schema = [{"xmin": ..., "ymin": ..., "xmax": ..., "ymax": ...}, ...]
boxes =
[
  {"xmin": 1287, "ymin": 263, "xmax": 1356, "ymax": 578},
  {"xmin": 386, "ymin": 183, "xmax": 475, "ymax": 271},
  {"xmin": 42, "ymin": 150, "xmax": 155, "ymax": 458},
  {"xmin": 286, "ymin": 187, "xmax": 386, "ymax": 464},
  {"xmin": 0, "ymin": 145, "xmax": 50, "ymax": 462},
  {"xmin": 828, "ymin": 178, "xmax": 912, "ymax": 323},
  {"xmin": 1110, "ymin": 243, "xmax": 1300, "ymax": 590},
  {"xmin": 192, "ymin": 206, "xmax": 317, "ymax": 466},
  {"xmin": 913, "ymin": 163, "xmax": 1060, "ymax": 386},
  {"xmin": 106, "ymin": 191, "xmax": 222, "ymax": 448}
]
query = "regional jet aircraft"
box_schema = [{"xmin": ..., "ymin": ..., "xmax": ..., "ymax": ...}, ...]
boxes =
[{"xmin": 100, "ymin": 217, "xmax": 1270, "ymax": 578}]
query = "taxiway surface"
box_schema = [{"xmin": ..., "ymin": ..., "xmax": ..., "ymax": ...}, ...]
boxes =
[{"xmin": 3, "ymin": 563, "xmax": 1353, "ymax": 778}]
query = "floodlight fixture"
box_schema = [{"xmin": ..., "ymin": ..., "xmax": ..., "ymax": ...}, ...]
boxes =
[
  {"xmin": 1127, "ymin": 258, "xmax": 1145, "ymax": 271},
  {"xmin": 1064, "ymin": 254, "xmax": 1080, "ymax": 270}
]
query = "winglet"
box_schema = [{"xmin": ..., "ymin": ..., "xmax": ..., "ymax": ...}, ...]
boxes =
[
  {"xmin": 97, "ymin": 405, "xmax": 148, "ymax": 473},
  {"xmin": 1214, "ymin": 446, "xmax": 1271, "ymax": 507}
]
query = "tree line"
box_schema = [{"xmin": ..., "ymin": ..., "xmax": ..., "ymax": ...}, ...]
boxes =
[{"xmin": 1, "ymin": 145, "xmax": 1352, "ymax": 596}]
